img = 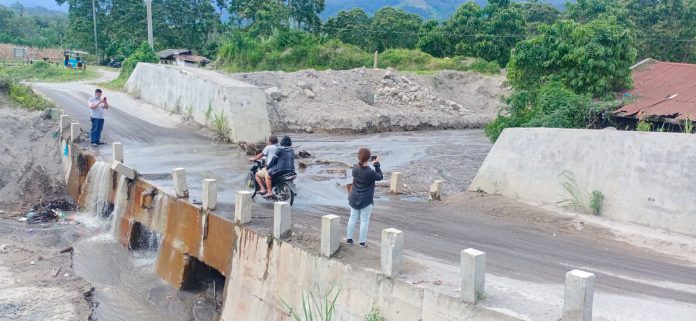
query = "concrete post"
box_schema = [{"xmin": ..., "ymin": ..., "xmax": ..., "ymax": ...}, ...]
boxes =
[
  {"xmin": 563, "ymin": 270, "xmax": 595, "ymax": 321},
  {"xmin": 381, "ymin": 228, "xmax": 404, "ymax": 277},
  {"xmin": 70, "ymin": 122, "xmax": 80, "ymax": 143},
  {"xmin": 320, "ymin": 215, "xmax": 340, "ymax": 258},
  {"xmin": 273, "ymin": 201, "xmax": 292, "ymax": 239},
  {"xmin": 429, "ymin": 180, "xmax": 444, "ymax": 201},
  {"xmin": 460, "ymin": 248, "xmax": 486, "ymax": 303},
  {"xmin": 390, "ymin": 172, "xmax": 403, "ymax": 194},
  {"xmin": 373, "ymin": 50, "xmax": 379, "ymax": 69},
  {"xmin": 112, "ymin": 142, "xmax": 123, "ymax": 163},
  {"xmin": 235, "ymin": 191, "xmax": 252, "ymax": 224},
  {"xmin": 171, "ymin": 168, "xmax": 189, "ymax": 198},
  {"xmin": 202, "ymin": 179, "xmax": 217, "ymax": 211},
  {"xmin": 59, "ymin": 115, "xmax": 71, "ymax": 134}
]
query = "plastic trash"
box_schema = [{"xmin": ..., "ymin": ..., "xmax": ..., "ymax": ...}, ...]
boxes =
[{"xmin": 63, "ymin": 144, "xmax": 69, "ymax": 157}]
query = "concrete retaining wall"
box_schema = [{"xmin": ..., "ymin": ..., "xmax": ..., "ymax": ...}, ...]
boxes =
[
  {"xmin": 469, "ymin": 128, "xmax": 696, "ymax": 236},
  {"xmin": 220, "ymin": 228, "xmax": 522, "ymax": 321},
  {"xmin": 125, "ymin": 63, "xmax": 270, "ymax": 143}
]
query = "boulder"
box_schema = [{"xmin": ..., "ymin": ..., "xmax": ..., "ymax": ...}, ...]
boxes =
[
  {"xmin": 304, "ymin": 89, "xmax": 316, "ymax": 99},
  {"xmin": 298, "ymin": 81, "xmax": 312, "ymax": 90},
  {"xmin": 265, "ymin": 87, "xmax": 283, "ymax": 100}
]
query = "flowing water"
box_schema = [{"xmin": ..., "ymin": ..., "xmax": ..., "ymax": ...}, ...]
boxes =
[
  {"xmin": 82, "ymin": 161, "xmax": 113, "ymax": 217},
  {"xmin": 73, "ymin": 166, "xmax": 220, "ymax": 321}
]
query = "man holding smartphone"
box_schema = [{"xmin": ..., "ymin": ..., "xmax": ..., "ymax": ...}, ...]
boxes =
[{"xmin": 87, "ymin": 88, "xmax": 108, "ymax": 147}]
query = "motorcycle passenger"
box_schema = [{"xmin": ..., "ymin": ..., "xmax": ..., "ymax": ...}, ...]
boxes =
[
  {"xmin": 264, "ymin": 135, "xmax": 295, "ymax": 197},
  {"xmin": 249, "ymin": 135, "xmax": 279, "ymax": 195}
]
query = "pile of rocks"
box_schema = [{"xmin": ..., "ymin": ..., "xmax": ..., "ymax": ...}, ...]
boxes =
[{"xmin": 376, "ymin": 68, "xmax": 469, "ymax": 117}]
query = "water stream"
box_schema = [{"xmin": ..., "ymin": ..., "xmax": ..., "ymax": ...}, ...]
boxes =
[{"xmin": 73, "ymin": 164, "xmax": 221, "ymax": 321}]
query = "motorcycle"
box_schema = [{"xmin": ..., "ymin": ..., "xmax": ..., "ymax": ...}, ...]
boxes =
[{"xmin": 246, "ymin": 160, "xmax": 297, "ymax": 206}]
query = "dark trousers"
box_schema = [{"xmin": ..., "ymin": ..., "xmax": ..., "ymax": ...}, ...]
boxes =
[{"xmin": 90, "ymin": 117, "xmax": 104, "ymax": 144}]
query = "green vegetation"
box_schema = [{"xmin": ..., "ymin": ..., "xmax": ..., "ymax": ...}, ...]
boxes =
[
  {"xmin": 364, "ymin": 304, "xmax": 385, "ymax": 321},
  {"xmin": 0, "ymin": 75, "xmax": 54, "ymax": 110},
  {"xmin": 211, "ymin": 111, "xmax": 230, "ymax": 143},
  {"xmin": 636, "ymin": 119, "xmax": 652, "ymax": 131},
  {"xmin": 216, "ymin": 30, "xmax": 500, "ymax": 73},
  {"xmin": 104, "ymin": 42, "xmax": 159, "ymax": 90},
  {"xmin": 558, "ymin": 170, "xmax": 605, "ymax": 216},
  {"xmin": 0, "ymin": 3, "xmax": 67, "ymax": 47},
  {"xmin": 283, "ymin": 285, "xmax": 341, "ymax": 321},
  {"xmin": 589, "ymin": 190, "xmax": 605, "ymax": 216},
  {"xmin": 0, "ymin": 61, "xmax": 97, "ymax": 82}
]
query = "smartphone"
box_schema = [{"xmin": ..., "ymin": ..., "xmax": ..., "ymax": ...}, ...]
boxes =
[{"xmin": 370, "ymin": 155, "xmax": 377, "ymax": 161}]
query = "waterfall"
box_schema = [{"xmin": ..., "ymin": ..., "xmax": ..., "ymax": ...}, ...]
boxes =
[
  {"xmin": 82, "ymin": 161, "xmax": 113, "ymax": 217},
  {"xmin": 151, "ymin": 194, "xmax": 169, "ymax": 233},
  {"xmin": 110, "ymin": 175, "xmax": 129, "ymax": 238}
]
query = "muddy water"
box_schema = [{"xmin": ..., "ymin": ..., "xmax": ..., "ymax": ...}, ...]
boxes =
[
  {"xmin": 123, "ymin": 129, "xmax": 492, "ymax": 210},
  {"xmin": 72, "ymin": 166, "xmax": 220, "ymax": 321}
]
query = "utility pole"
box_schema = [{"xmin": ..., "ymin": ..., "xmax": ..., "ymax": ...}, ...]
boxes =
[
  {"xmin": 145, "ymin": 0, "xmax": 154, "ymax": 49},
  {"xmin": 92, "ymin": 0, "xmax": 98, "ymax": 59}
]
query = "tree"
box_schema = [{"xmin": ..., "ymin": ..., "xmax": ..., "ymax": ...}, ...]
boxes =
[
  {"xmin": 288, "ymin": 0, "xmax": 325, "ymax": 31},
  {"xmin": 370, "ymin": 7, "xmax": 422, "ymax": 51},
  {"xmin": 156, "ymin": 0, "xmax": 221, "ymax": 51},
  {"xmin": 507, "ymin": 16, "xmax": 637, "ymax": 97},
  {"xmin": 516, "ymin": 0, "xmax": 561, "ymax": 32},
  {"xmin": 626, "ymin": 0, "xmax": 696, "ymax": 62},
  {"xmin": 324, "ymin": 8, "xmax": 371, "ymax": 50},
  {"xmin": 417, "ymin": 20, "xmax": 446, "ymax": 57},
  {"xmin": 440, "ymin": 2, "xmax": 482, "ymax": 57}
]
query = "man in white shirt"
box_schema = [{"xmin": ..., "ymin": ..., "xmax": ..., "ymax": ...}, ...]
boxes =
[{"xmin": 87, "ymin": 88, "xmax": 108, "ymax": 147}]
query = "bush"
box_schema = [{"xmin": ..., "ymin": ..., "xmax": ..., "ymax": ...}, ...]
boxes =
[
  {"xmin": 1, "ymin": 76, "xmax": 54, "ymax": 110},
  {"xmin": 0, "ymin": 61, "xmax": 97, "ymax": 82},
  {"xmin": 216, "ymin": 30, "xmax": 500, "ymax": 74},
  {"xmin": 117, "ymin": 42, "xmax": 159, "ymax": 82}
]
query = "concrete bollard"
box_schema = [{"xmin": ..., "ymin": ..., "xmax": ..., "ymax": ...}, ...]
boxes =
[
  {"xmin": 320, "ymin": 215, "xmax": 340, "ymax": 257},
  {"xmin": 171, "ymin": 168, "xmax": 189, "ymax": 198},
  {"xmin": 112, "ymin": 142, "xmax": 124, "ymax": 163},
  {"xmin": 460, "ymin": 248, "xmax": 486, "ymax": 303},
  {"xmin": 562, "ymin": 270, "xmax": 595, "ymax": 321},
  {"xmin": 235, "ymin": 191, "xmax": 252, "ymax": 224},
  {"xmin": 273, "ymin": 201, "xmax": 292, "ymax": 239},
  {"xmin": 381, "ymin": 228, "xmax": 404, "ymax": 277},
  {"xmin": 390, "ymin": 172, "xmax": 403, "ymax": 194},
  {"xmin": 70, "ymin": 122, "xmax": 80, "ymax": 143},
  {"xmin": 111, "ymin": 161, "xmax": 136, "ymax": 180},
  {"xmin": 59, "ymin": 115, "xmax": 71, "ymax": 134},
  {"xmin": 202, "ymin": 179, "xmax": 217, "ymax": 210},
  {"xmin": 429, "ymin": 180, "xmax": 444, "ymax": 201}
]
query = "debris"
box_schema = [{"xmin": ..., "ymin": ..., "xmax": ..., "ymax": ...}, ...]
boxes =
[
  {"xmin": 59, "ymin": 247, "xmax": 73, "ymax": 254},
  {"xmin": 30, "ymin": 261, "xmax": 35, "ymax": 265},
  {"xmin": 304, "ymin": 89, "xmax": 315, "ymax": 99},
  {"xmin": 298, "ymin": 161, "xmax": 308, "ymax": 169},
  {"xmin": 64, "ymin": 273, "xmax": 69, "ymax": 277},
  {"xmin": 238, "ymin": 142, "xmax": 266, "ymax": 156},
  {"xmin": 433, "ymin": 280, "xmax": 443, "ymax": 286},
  {"xmin": 298, "ymin": 81, "xmax": 311, "ymax": 90},
  {"xmin": 24, "ymin": 199, "xmax": 75, "ymax": 224},
  {"xmin": 315, "ymin": 159, "xmax": 352, "ymax": 168},
  {"xmin": 298, "ymin": 150, "xmax": 311, "ymax": 158},
  {"xmin": 305, "ymin": 126, "xmax": 313, "ymax": 133},
  {"xmin": 52, "ymin": 267, "xmax": 61, "ymax": 277}
]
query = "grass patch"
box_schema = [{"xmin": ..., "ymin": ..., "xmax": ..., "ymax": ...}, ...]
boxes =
[
  {"xmin": 211, "ymin": 111, "xmax": 231, "ymax": 142},
  {"xmin": 589, "ymin": 190, "xmax": 604, "ymax": 216},
  {"xmin": 0, "ymin": 61, "xmax": 97, "ymax": 82},
  {"xmin": 216, "ymin": 30, "xmax": 500, "ymax": 74},
  {"xmin": 557, "ymin": 170, "xmax": 605, "ymax": 216},
  {"xmin": 364, "ymin": 304, "xmax": 385, "ymax": 321},
  {"xmin": 282, "ymin": 284, "xmax": 341, "ymax": 321},
  {"xmin": 0, "ymin": 75, "xmax": 54, "ymax": 110}
]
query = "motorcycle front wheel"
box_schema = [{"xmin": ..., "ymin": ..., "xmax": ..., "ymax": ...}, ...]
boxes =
[
  {"xmin": 246, "ymin": 173, "xmax": 258, "ymax": 198},
  {"xmin": 275, "ymin": 183, "xmax": 295, "ymax": 206}
]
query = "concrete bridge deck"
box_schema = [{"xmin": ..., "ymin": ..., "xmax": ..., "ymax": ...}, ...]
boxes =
[{"xmin": 34, "ymin": 78, "xmax": 696, "ymax": 320}]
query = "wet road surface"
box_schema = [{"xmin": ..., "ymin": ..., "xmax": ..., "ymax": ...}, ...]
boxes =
[{"xmin": 33, "ymin": 80, "xmax": 696, "ymax": 320}]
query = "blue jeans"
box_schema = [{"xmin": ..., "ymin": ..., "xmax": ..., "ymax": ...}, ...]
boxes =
[
  {"xmin": 347, "ymin": 204, "xmax": 373, "ymax": 244},
  {"xmin": 90, "ymin": 117, "xmax": 104, "ymax": 144}
]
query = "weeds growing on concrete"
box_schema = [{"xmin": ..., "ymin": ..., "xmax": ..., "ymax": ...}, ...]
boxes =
[
  {"xmin": 204, "ymin": 102, "xmax": 213, "ymax": 124},
  {"xmin": 364, "ymin": 304, "xmax": 384, "ymax": 321},
  {"xmin": 683, "ymin": 117, "xmax": 694, "ymax": 134},
  {"xmin": 558, "ymin": 171, "xmax": 605, "ymax": 216},
  {"xmin": 589, "ymin": 190, "xmax": 604, "ymax": 216},
  {"xmin": 558, "ymin": 171, "xmax": 586, "ymax": 212},
  {"xmin": 184, "ymin": 106, "xmax": 193, "ymax": 121},
  {"xmin": 282, "ymin": 284, "xmax": 341, "ymax": 321},
  {"xmin": 211, "ymin": 111, "xmax": 230, "ymax": 142}
]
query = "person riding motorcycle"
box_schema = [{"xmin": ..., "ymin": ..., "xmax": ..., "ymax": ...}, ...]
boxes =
[{"xmin": 263, "ymin": 135, "xmax": 295, "ymax": 197}]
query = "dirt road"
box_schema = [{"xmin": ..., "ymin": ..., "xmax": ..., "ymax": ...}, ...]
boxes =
[{"xmin": 32, "ymin": 77, "xmax": 696, "ymax": 320}]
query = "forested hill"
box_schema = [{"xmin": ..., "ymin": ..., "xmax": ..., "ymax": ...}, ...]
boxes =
[{"xmin": 321, "ymin": 0, "xmax": 568, "ymax": 20}]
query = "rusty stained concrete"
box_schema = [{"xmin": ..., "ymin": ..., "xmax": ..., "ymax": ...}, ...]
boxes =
[{"xmin": 68, "ymin": 144, "xmax": 236, "ymax": 290}]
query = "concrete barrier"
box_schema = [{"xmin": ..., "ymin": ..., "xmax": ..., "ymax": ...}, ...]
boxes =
[
  {"xmin": 171, "ymin": 168, "xmax": 188, "ymax": 198},
  {"xmin": 125, "ymin": 63, "xmax": 270, "ymax": 143},
  {"xmin": 112, "ymin": 142, "xmax": 123, "ymax": 163},
  {"xmin": 563, "ymin": 270, "xmax": 595, "ymax": 321},
  {"xmin": 273, "ymin": 201, "xmax": 291, "ymax": 239},
  {"xmin": 381, "ymin": 228, "xmax": 404, "ymax": 278},
  {"xmin": 320, "ymin": 214, "xmax": 340, "ymax": 257},
  {"xmin": 469, "ymin": 128, "xmax": 696, "ymax": 236},
  {"xmin": 461, "ymin": 248, "xmax": 486, "ymax": 303},
  {"xmin": 202, "ymin": 179, "xmax": 217, "ymax": 210}
]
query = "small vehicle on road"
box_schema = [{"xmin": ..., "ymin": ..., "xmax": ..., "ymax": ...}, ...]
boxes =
[{"xmin": 246, "ymin": 160, "xmax": 297, "ymax": 205}]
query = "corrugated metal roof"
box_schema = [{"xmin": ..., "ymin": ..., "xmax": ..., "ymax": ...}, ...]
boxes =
[
  {"xmin": 616, "ymin": 61, "xmax": 696, "ymax": 120},
  {"xmin": 157, "ymin": 49, "xmax": 190, "ymax": 59}
]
